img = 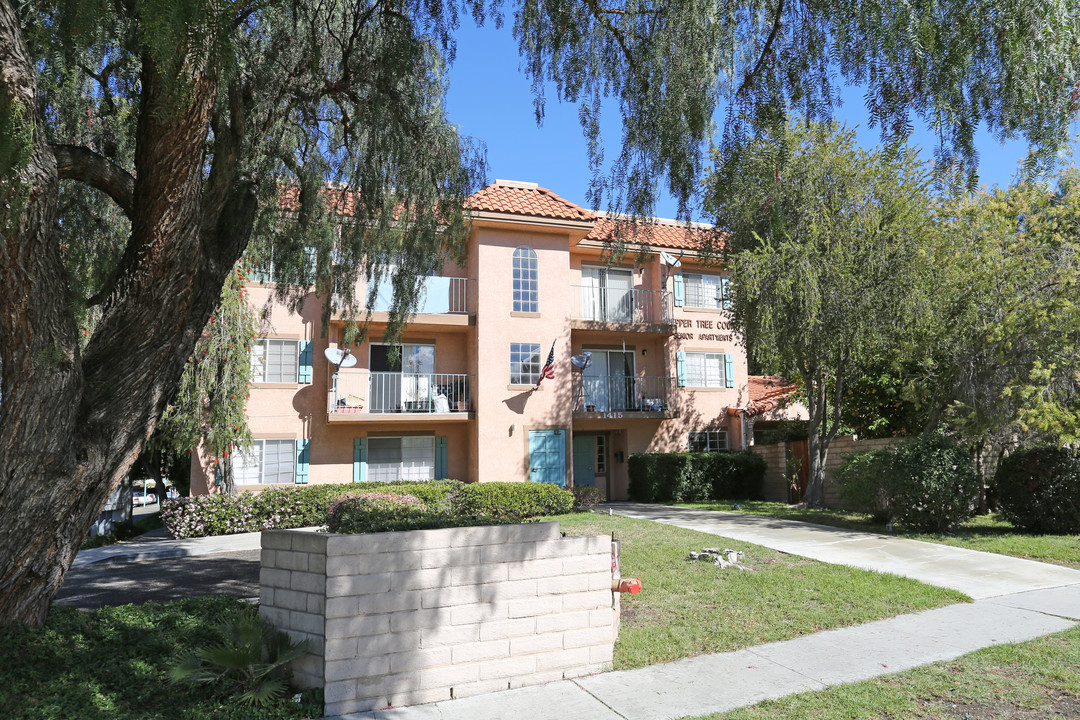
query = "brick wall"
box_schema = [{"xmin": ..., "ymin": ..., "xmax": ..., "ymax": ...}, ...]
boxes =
[{"xmin": 260, "ymin": 523, "xmax": 616, "ymax": 716}]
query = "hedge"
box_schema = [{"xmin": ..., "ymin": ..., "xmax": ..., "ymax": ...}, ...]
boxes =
[
  {"xmin": 627, "ymin": 451, "xmax": 765, "ymax": 503},
  {"xmin": 160, "ymin": 479, "xmax": 575, "ymax": 539}
]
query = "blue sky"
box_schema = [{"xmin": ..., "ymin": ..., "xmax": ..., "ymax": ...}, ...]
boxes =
[{"xmin": 444, "ymin": 21, "xmax": 1040, "ymax": 222}]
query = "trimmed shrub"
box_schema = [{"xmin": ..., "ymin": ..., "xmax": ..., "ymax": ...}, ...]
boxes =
[
  {"xmin": 996, "ymin": 446, "xmax": 1080, "ymax": 534},
  {"xmin": 452, "ymin": 482, "xmax": 574, "ymax": 522},
  {"xmin": 627, "ymin": 453, "xmax": 694, "ymax": 502},
  {"xmin": 699, "ymin": 451, "xmax": 767, "ymax": 500},
  {"xmin": 326, "ymin": 493, "xmax": 451, "ymax": 534},
  {"xmin": 160, "ymin": 480, "xmax": 464, "ymax": 539},
  {"xmin": 627, "ymin": 451, "xmax": 764, "ymax": 502},
  {"xmin": 890, "ymin": 433, "xmax": 979, "ymax": 533},
  {"xmin": 836, "ymin": 448, "xmax": 900, "ymax": 523},
  {"xmin": 572, "ymin": 485, "xmax": 606, "ymax": 509}
]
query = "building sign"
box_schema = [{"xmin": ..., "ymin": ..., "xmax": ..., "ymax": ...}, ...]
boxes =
[{"xmin": 673, "ymin": 318, "xmax": 734, "ymax": 343}]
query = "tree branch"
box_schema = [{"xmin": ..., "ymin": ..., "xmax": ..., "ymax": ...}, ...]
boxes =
[
  {"xmin": 51, "ymin": 144, "xmax": 134, "ymax": 219},
  {"xmin": 736, "ymin": 0, "xmax": 784, "ymax": 99}
]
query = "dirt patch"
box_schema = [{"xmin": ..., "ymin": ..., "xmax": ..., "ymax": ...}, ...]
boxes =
[{"xmin": 918, "ymin": 692, "xmax": 1080, "ymax": 719}]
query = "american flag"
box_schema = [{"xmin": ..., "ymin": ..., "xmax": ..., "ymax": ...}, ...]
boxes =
[{"xmin": 535, "ymin": 341, "xmax": 556, "ymax": 389}]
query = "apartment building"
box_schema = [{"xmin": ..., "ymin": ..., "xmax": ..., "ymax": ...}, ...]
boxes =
[{"xmin": 190, "ymin": 180, "xmax": 756, "ymax": 500}]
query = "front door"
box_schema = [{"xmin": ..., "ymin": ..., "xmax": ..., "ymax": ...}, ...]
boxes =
[
  {"xmin": 529, "ymin": 430, "xmax": 566, "ymax": 487},
  {"xmin": 572, "ymin": 435, "xmax": 596, "ymax": 487}
]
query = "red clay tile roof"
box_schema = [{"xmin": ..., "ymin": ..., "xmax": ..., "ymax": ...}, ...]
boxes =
[
  {"xmin": 585, "ymin": 216, "xmax": 721, "ymax": 252},
  {"xmin": 465, "ymin": 181, "xmax": 595, "ymax": 222},
  {"xmin": 278, "ymin": 185, "xmax": 360, "ymax": 216},
  {"xmin": 747, "ymin": 375, "xmax": 801, "ymax": 418}
]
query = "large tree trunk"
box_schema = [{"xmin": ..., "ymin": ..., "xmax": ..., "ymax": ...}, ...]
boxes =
[{"xmin": 0, "ymin": 7, "xmax": 254, "ymax": 626}]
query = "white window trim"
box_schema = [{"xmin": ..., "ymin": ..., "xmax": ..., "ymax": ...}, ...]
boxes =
[
  {"xmin": 367, "ymin": 436, "xmax": 436, "ymax": 483},
  {"xmin": 683, "ymin": 272, "xmax": 726, "ymax": 309},
  {"xmin": 251, "ymin": 337, "xmax": 301, "ymax": 384},
  {"xmin": 233, "ymin": 438, "xmax": 297, "ymax": 485},
  {"xmin": 513, "ymin": 247, "xmax": 539, "ymax": 313},
  {"xmin": 688, "ymin": 430, "xmax": 728, "ymax": 452},
  {"xmin": 683, "ymin": 351, "xmax": 726, "ymax": 388},
  {"xmin": 510, "ymin": 342, "xmax": 541, "ymax": 386}
]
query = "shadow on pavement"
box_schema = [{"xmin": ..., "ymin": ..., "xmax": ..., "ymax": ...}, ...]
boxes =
[{"xmin": 56, "ymin": 550, "xmax": 261, "ymax": 610}]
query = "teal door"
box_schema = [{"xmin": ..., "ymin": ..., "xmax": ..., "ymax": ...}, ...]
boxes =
[
  {"xmin": 529, "ymin": 430, "xmax": 566, "ymax": 487},
  {"xmin": 572, "ymin": 435, "xmax": 596, "ymax": 487}
]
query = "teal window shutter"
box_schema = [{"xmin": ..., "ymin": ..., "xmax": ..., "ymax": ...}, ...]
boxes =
[
  {"xmin": 725, "ymin": 353, "xmax": 735, "ymax": 388},
  {"xmin": 295, "ymin": 439, "xmax": 310, "ymax": 484},
  {"xmin": 298, "ymin": 340, "xmax": 313, "ymax": 383},
  {"xmin": 353, "ymin": 438, "xmax": 366, "ymax": 483},
  {"xmin": 435, "ymin": 436, "xmax": 448, "ymax": 479},
  {"xmin": 676, "ymin": 351, "xmax": 686, "ymax": 387},
  {"xmin": 673, "ymin": 274, "xmax": 684, "ymax": 307},
  {"xmin": 721, "ymin": 277, "xmax": 731, "ymax": 310}
]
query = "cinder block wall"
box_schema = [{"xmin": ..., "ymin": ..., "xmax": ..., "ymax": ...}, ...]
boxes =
[
  {"xmin": 260, "ymin": 522, "xmax": 616, "ymax": 716},
  {"xmin": 754, "ymin": 436, "xmax": 904, "ymax": 506},
  {"xmin": 755, "ymin": 443, "xmax": 789, "ymax": 502}
]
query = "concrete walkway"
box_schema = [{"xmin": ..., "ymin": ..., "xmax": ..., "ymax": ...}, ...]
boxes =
[{"xmin": 326, "ymin": 504, "xmax": 1080, "ymax": 720}]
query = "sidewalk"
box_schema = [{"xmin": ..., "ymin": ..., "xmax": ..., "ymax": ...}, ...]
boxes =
[{"xmin": 323, "ymin": 504, "xmax": 1080, "ymax": 720}]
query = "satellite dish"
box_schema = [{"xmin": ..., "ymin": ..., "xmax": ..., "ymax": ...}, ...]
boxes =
[
  {"xmin": 570, "ymin": 351, "xmax": 593, "ymax": 370},
  {"xmin": 324, "ymin": 347, "xmax": 357, "ymax": 369},
  {"xmin": 660, "ymin": 251, "xmax": 682, "ymax": 268}
]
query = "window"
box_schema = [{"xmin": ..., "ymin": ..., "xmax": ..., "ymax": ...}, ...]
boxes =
[
  {"xmin": 510, "ymin": 342, "xmax": 541, "ymax": 385},
  {"xmin": 251, "ymin": 338, "xmax": 300, "ymax": 383},
  {"xmin": 595, "ymin": 435, "xmax": 607, "ymax": 474},
  {"xmin": 232, "ymin": 439, "xmax": 298, "ymax": 484},
  {"xmin": 367, "ymin": 436, "xmax": 434, "ymax": 482},
  {"xmin": 683, "ymin": 273, "xmax": 729, "ymax": 309},
  {"xmin": 252, "ymin": 246, "xmax": 316, "ymax": 284},
  {"xmin": 689, "ymin": 430, "xmax": 728, "ymax": 452},
  {"xmin": 684, "ymin": 352, "xmax": 725, "ymax": 388},
  {"xmin": 513, "ymin": 247, "xmax": 538, "ymax": 312}
]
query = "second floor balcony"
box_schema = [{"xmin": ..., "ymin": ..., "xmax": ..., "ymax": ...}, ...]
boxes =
[
  {"xmin": 328, "ymin": 371, "xmax": 473, "ymax": 422},
  {"xmin": 570, "ymin": 286, "xmax": 673, "ymax": 332},
  {"xmin": 572, "ymin": 375, "xmax": 678, "ymax": 418}
]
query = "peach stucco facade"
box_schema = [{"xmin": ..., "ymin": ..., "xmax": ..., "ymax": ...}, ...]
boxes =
[{"xmin": 191, "ymin": 181, "xmax": 757, "ymax": 500}]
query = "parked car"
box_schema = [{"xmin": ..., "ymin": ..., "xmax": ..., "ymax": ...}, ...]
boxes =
[
  {"xmin": 166, "ymin": 487, "xmax": 179, "ymax": 500},
  {"xmin": 132, "ymin": 491, "xmax": 158, "ymax": 506}
]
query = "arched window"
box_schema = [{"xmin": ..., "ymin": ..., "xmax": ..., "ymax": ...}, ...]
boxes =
[{"xmin": 512, "ymin": 246, "xmax": 538, "ymax": 313}]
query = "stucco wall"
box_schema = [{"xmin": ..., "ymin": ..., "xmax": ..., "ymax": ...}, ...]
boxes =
[{"xmin": 260, "ymin": 522, "xmax": 616, "ymax": 716}]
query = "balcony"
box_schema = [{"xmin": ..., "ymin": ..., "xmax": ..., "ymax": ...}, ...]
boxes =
[
  {"xmin": 327, "ymin": 371, "xmax": 474, "ymax": 422},
  {"xmin": 570, "ymin": 286, "xmax": 673, "ymax": 332},
  {"xmin": 572, "ymin": 375, "xmax": 678, "ymax": 419}
]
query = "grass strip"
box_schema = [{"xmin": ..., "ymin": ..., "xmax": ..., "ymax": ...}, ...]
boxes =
[
  {"xmin": 0, "ymin": 596, "xmax": 322, "ymax": 720},
  {"xmin": 680, "ymin": 501, "xmax": 1080, "ymax": 569},
  {"xmin": 699, "ymin": 625, "xmax": 1080, "ymax": 719},
  {"xmin": 555, "ymin": 513, "xmax": 967, "ymax": 670}
]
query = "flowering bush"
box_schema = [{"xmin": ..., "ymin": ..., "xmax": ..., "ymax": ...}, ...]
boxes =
[
  {"xmin": 890, "ymin": 432, "xmax": 979, "ymax": 533},
  {"xmin": 572, "ymin": 486, "xmax": 606, "ymax": 509},
  {"xmin": 996, "ymin": 446, "xmax": 1080, "ymax": 534}
]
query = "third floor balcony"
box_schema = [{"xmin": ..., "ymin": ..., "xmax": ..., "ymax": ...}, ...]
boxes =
[{"xmin": 570, "ymin": 286, "xmax": 674, "ymax": 333}]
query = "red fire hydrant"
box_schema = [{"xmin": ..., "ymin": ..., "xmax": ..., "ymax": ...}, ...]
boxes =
[{"xmin": 615, "ymin": 578, "xmax": 642, "ymax": 595}]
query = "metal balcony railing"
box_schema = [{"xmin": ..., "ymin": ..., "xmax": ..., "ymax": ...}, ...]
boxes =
[
  {"xmin": 571, "ymin": 375, "xmax": 677, "ymax": 414},
  {"xmin": 371, "ymin": 276, "xmax": 473, "ymax": 315},
  {"xmin": 571, "ymin": 286, "xmax": 673, "ymax": 325},
  {"xmin": 328, "ymin": 371, "xmax": 473, "ymax": 415}
]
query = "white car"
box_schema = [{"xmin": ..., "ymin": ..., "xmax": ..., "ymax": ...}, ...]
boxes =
[{"xmin": 132, "ymin": 492, "xmax": 158, "ymax": 506}]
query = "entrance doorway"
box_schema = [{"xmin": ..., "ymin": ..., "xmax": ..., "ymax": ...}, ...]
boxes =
[{"xmin": 528, "ymin": 429, "xmax": 566, "ymax": 487}]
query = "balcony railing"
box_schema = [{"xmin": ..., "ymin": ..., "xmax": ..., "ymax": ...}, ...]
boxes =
[
  {"xmin": 329, "ymin": 371, "xmax": 473, "ymax": 415},
  {"xmin": 571, "ymin": 286, "xmax": 673, "ymax": 326},
  {"xmin": 371, "ymin": 276, "xmax": 473, "ymax": 315},
  {"xmin": 572, "ymin": 375, "xmax": 677, "ymax": 414}
]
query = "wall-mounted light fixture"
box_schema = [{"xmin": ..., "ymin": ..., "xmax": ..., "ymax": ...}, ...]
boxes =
[
  {"xmin": 509, "ymin": 423, "xmax": 518, "ymax": 436},
  {"xmin": 614, "ymin": 451, "xmax": 625, "ymax": 463},
  {"xmin": 641, "ymin": 348, "xmax": 648, "ymax": 356}
]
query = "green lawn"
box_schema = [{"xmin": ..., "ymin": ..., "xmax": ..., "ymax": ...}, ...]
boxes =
[
  {"xmin": 680, "ymin": 501, "xmax": 1080, "ymax": 569},
  {"xmin": 0, "ymin": 597, "xmax": 323, "ymax": 720},
  {"xmin": 698, "ymin": 625, "xmax": 1080, "ymax": 720},
  {"xmin": 554, "ymin": 513, "xmax": 967, "ymax": 670}
]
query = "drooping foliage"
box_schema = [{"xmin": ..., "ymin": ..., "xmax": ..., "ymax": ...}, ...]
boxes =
[{"xmin": 707, "ymin": 120, "xmax": 936, "ymax": 506}]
